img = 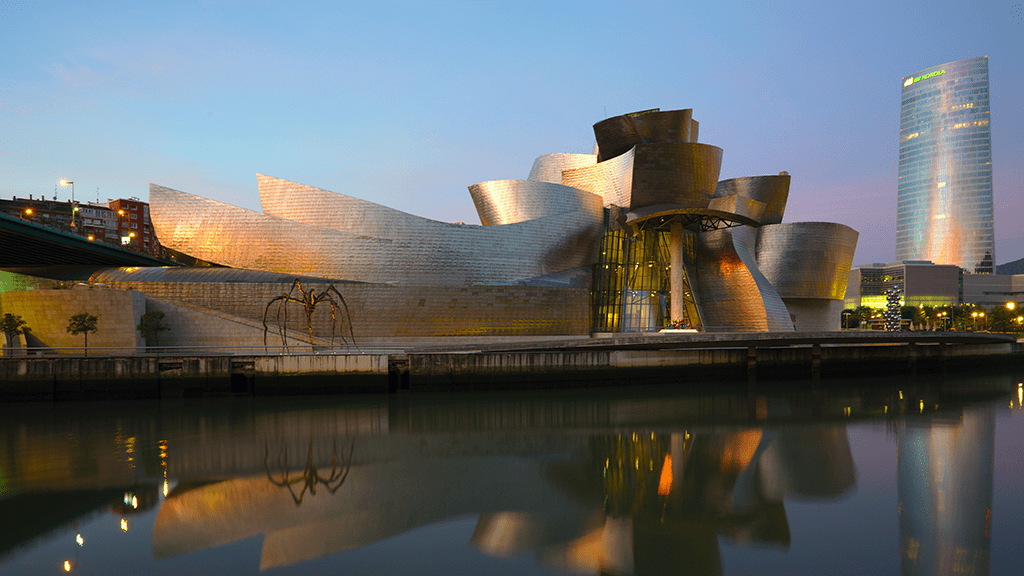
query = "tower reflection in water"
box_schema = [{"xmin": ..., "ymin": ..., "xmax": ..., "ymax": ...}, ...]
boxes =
[{"xmin": 898, "ymin": 407, "xmax": 994, "ymax": 576}]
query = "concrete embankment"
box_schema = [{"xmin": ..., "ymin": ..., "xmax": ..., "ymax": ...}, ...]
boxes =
[{"xmin": 1, "ymin": 332, "xmax": 1020, "ymax": 400}]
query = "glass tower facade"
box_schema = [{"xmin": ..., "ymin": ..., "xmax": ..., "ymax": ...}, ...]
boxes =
[{"xmin": 897, "ymin": 56, "xmax": 994, "ymax": 273}]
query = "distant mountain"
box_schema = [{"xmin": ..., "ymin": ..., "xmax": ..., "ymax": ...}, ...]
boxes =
[{"xmin": 997, "ymin": 256, "xmax": 1024, "ymax": 275}]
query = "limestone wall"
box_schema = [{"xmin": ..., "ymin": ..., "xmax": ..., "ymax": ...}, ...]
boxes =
[
  {"xmin": 143, "ymin": 297, "xmax": 326, "ymax": 350},
  {"xmin": 0, "ymin": 286, "xmax": 145, "ymax": 353},
  {"xmin": 94, "ymin": 281, "xmax": 591, "ymax": 342}
]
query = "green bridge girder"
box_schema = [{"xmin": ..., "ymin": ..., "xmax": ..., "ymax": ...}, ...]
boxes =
[{"xmin": 0, "ymin": 212, "xmax": 178, "ymax": 270}]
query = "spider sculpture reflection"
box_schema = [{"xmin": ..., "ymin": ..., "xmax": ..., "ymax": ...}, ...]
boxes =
[
  {"xmin": 264, "ymin": 439, "xmax": 355, "ymax": 506},
  {"xmin": 262, "ymin": 279, "xmax": 356, "ymax": 348}
]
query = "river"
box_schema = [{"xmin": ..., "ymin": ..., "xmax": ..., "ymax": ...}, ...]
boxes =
[{"xmin": 1, "ymin": 370, "xmax": 1022, "ymax": 575}]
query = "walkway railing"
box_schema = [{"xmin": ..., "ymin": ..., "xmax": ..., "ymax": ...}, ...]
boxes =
[{"xmin": 1, "ymin": 344, "xmax": 404, "ymax": 357}]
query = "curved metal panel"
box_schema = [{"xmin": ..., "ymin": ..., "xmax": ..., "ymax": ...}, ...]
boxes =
[
  {"xmin": 526, "ymin": 153, "xmax": 596, "ymax": 184},
  {"xmin": 707, "ymin": 195, "xmax": 766, "ymax": 224},
  {"xmin": 687, "ymin": 226, "xmax": 793, "ymax": 332},
  {"xmin": 467, "ymin": 180, "xmax": 602, "ymax": 226},
  {"xmin": 628, "ymin": 143, "xmax": 723, "ymax": 211},
  {"xmin": 755, "ymin": 222, "xmax": 859, "ymax": 300},
  {"xmin": 593, "ymin": 109, "xmax": 698, "ymax": 161},
  {"xmin": 151, "ymin": 184, "xmax": 603, "ymax": 287},
  {"xmin": 561, "ymin": 148, "xmax": 634, "ymax": 208},
  {"xmin": 257, "ymin": 174, "xmax": 453, "ymax": 239},
  {"xmin": 714, "ymin": 175, "xmax": 790, "ymax": 225},
  {"xmin": 84, "ymin": 266, "xmax": 356, "ymax": 284}
]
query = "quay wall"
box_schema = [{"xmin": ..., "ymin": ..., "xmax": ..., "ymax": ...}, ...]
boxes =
[{"xmin": 1, "ymin": 341, "xmax": 1019, "ymax": 400}]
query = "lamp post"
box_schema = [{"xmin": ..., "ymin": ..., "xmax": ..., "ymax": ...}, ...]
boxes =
[
  {"xmin": 842, "ymin": 311, "xmax": 851, "ymax": 330},
  {"xmin": 59, "ymin": 179, "xmax": 77, "ymax": 232}
]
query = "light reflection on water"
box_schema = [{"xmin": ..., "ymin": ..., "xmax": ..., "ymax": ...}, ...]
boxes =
[{"xmin": 1, "ymin": 373, "xmax": 1022, "ymax": 575}]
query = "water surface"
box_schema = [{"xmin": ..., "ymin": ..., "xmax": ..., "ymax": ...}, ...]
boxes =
[{"xmin": 1, "ymin": 372, "xmax": 1022, "ymax": 575}]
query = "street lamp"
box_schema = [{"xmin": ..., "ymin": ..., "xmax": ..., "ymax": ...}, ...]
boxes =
[
  {"xmin": 842, "ymin": 311, "xmax": 852, "ymax": 330},
  {"xmin": 59, "ymin": 179, "xmax": 77, "ymax": 231}
]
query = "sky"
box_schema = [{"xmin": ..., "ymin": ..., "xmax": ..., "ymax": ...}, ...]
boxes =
[{"xmin": 1, "ymin": 0, "xmax": 1021, "ymax": 267}]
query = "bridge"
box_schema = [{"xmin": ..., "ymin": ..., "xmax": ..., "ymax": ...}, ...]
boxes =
[{"xmin": 0, "ymin": 211, "xmax": 177, "ymax": 270}]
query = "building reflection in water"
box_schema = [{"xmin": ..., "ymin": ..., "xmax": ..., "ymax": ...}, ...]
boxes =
[
  {"xmin": 150, "ymin": 416, "xmax": 856, "ymax": 574},
  {"xmin": 0, "ymin": 378, "xmax": 1014, "ymax": 574},
  {"xmin": 473, "ymin": 425, "xmax": 855, "ymax": 575},
  {"xmin": 898, "ymin": 407, "xmax": 995, "ymax": 576}
]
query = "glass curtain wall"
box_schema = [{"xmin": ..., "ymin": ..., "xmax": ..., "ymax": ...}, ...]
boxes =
[
  {"xmin": 592, "ymin": 210, "xmax": 702, "ymax": 332},
  {"xmin": 897, "ymin": 56, "xmax": 994, "ymax": 273}
]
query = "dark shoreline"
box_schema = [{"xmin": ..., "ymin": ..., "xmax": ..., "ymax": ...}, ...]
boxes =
[{"xmin": 1, "ymin": 331, "xmax": 1019, "ymax": 401}]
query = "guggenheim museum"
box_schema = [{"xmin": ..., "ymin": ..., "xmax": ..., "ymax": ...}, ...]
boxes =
[{"xmin": 5, "ymin": 109, "xmax": 858, "ymax": 348}]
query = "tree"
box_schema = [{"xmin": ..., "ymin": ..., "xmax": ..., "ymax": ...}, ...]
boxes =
[
  {"xmin": 66, "ymin": 312, "xmax": 99, "ymax": 355},
  {"xmin": 1, "ymin": 314, "xmax": 27, "ymax": 350},
  {"xmin": 987, "ymin": 305, "xmax": 1015, "ymax": 333},
  {"xmin": 900, "ymin": 305, "xmax": 925, "ymax": 330},
  {"xmin": 841, "ymin": 308, "xmax": 860, "ymax": 329},
  {"xmin": 136, "ymin": 310, "xmax": 170, "ymax": 348},
  {"xmin": 855, "ymin": 305, "xmax": 875, "ymax": 328}
]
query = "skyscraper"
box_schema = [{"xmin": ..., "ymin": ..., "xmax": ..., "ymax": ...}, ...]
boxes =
[{"xmin": 896, "ymin": 56, "xmax": 994, "ymax": 273}]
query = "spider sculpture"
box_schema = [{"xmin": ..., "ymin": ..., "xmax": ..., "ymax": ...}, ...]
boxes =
[
  {"xmin": 262, "ymin": 279, "xmax": 356, "ymax": 348},
  {"xmin": 264, "ymin": 439, "xmax": 355, "ymax": 506}
]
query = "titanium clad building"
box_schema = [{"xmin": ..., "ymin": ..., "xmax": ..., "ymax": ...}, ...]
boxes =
[
  {"xmin": 897, "ymin": 56, "xmax": 994, "ymax": 273},
  {"xmin": 3, "ymin": 109, "xmax": 860, "ymax": 345}
]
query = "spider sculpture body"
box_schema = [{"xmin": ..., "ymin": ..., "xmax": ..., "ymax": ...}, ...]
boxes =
[
  {"xmin": 262, "ymin": 279, "xmax": 356, "ymax": 348},
  {"xmin": 264, "ymin": 439, "xmax": 354, "ymax": 506}
]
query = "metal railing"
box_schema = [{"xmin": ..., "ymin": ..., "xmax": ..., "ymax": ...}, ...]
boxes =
[{"xmin": 0, "ymin": 344, "xmax": 405, "ymax": 357}]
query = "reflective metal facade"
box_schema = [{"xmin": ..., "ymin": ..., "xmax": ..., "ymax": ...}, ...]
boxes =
[
  {"xmin": 593, "ymin": 109, "xmax": 699, "ymax": 161},
  {"xmin": 467, "ymin": 180, "xmax": 600, "ymax": 226},
  {"xmin": 687, "ymin": 226, "xmax": 793, "ymax": 332},
  {"xmin": 755, "ymin": 223, "xmax": 859, "ymax": 300},
  {"xmin": 561, "ymin": 149, "xmax": 634, "ymax": 209},
  {"xmin": 145, "ymin": 107, "xmax": 858, "ymax": 337},
  {"xmin": 714, "ymin": 175, "xmax": 790, "ymax": 225},
  {"xmin": 897, "ymin": 56, "xmax": 994, "ymax": 273},
  {"xmin": 152, "ymin": 183, "xmax": 603, "ymax": 287},
  {"xmin": 527, "ymin": 153, "xmax": 597, "ymax": 184}
]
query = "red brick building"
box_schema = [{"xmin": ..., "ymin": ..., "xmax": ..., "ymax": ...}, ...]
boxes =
[{"xmin": 108, "ymin": 198, "xmax": 162, "ymax": 256}]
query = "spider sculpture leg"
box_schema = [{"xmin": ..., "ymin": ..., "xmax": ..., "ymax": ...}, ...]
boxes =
[
  {"xmin": 326, "ymin": 285, "xmax": 357, "ymax": 348},
  {"xmin": 325, "ymin": 439, "xmax": 355, "ymax": 494},
  {"xmin": 304, "ymin": 292, "xmax": 319, "ymax": 346},
  {"xmin": 263, "ymin": 295, "xmax": 290, "ymax": 347},
  {"xmin": 326, "ymin": 299, "xmax": 339, "ymax": 347}
]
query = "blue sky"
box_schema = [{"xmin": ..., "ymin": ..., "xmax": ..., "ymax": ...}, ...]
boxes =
[{"xmin": 1, "ymin": 0, "xmax": 1021, "ymax": 266}]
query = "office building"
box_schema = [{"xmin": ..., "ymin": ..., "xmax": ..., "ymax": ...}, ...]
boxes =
[{"xmin": 896, "ymin": 56, "xmax": 994, "ymax": 273}]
